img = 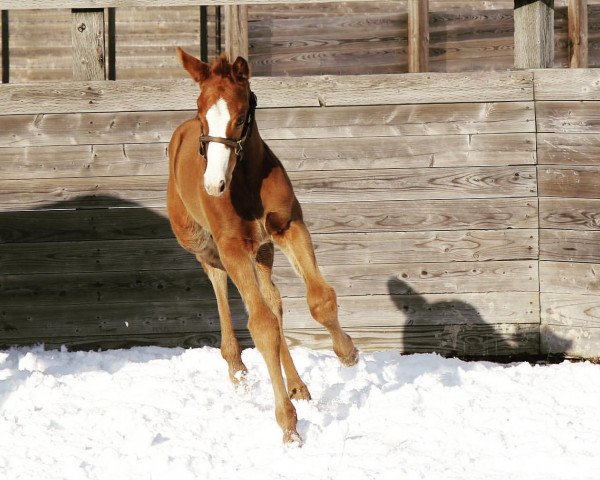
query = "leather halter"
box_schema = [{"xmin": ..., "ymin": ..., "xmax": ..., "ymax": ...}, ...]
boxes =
[{"xmin": 199, "ymin": 91, "xmax": 257, "ymax": 163}]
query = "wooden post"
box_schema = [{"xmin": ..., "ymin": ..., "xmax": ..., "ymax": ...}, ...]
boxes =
[
  {"xmin": 224, "ymin": 5, "xmax": 248, "ymax": 61},
  {"xmin": 408, "ymin": 0, "xmax": 429, "ymax": 73},
  {"xmin": 514, "ymin": 0, "xmax": 554, "ymax": 69},
  {"xmin": 568, "ymin": 0, "xmax": 588, "ymax": 68},
  {"xmin": 71, "ymin": 8, "xmax": 106, "ymax": 80}
]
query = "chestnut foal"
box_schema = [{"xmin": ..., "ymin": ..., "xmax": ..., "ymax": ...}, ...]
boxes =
[{"xmin": 167, "ymin": 49, "xmax": 358, "ymax": 444}]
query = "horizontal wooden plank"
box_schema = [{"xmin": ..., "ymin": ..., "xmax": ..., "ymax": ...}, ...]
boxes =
[
  {"xmin": 539, "ymin": 198, "xmax": 600, "ymax": 230},
  {"xmin": 0, "ymin": 323, "xmax": 541, "ymax": 357},
  {"xmin": 0, "ymin": 102, "xmax": 535, "ymax": 149},
  {"xmin": 289, "ymin": 166, "xmax": 537, "ymax": 203},
  {"xmin": 540, "ymin": 229, "xmax": 600, "ymax": 263},
  {"xmin": 536, "ymin": 101, "xmax": 600, "ymax": 134},
  {"xmin": 271, "ymin": 134, "xmax": 536, "ymax": 170},
  {"xmin": 542, "ymin": 325, "xmax": 600, "ymax": 358},
  {"xmin": 0, "ymin": 72, "xmax": 533, "ymax": 115},
  {"xmin": 0, "ymin": 133, "xmax": 537, "ymax": 181},
  {"xmin": 537, "ymin": 133, "xmax": 600, "ymax": 165},
  {"xmin": 288, "ymin": 324, "xmax": 540, "ymax": 356},
  {"xmin": 538, "ymin": 167, "xmax": 600, "ymax": 199},
  {"xmin": 541, "ymin": 292, "xmax": 600, "ymax": 327},
  {"xmin": 534, "ymin": 68, "xmax": 600, "ymax": 101},
  {"xmin": 318, "ymin": 71, "xmax": 534, "ymax": 105},
  {"xmin": 0, "ymin": 144, "xmax": 169, "ymax": 180},
  {"xmin": 0, "ymin": 229, "xmax": 539, "ymax": 275},
  {"xmin": 302, "ymin": 197, "xmax": 538, "ymax": 233},
  {"xmin": 0, "ymin": 197, "xmax": 538, "ymax": 244},
  {"xmin": 1, "ymin": 260, "xmax": 539, "ymax": 307},
  {"xmin": 0, "ymin": 77, "xmax": 319, "ymax": 114},
  {"xmin": 0, "ymin": 166, "xmax": 537, "ymax": 211},
  {"xmin": 0, "ymin": 0, "xmax": 399, "ymax": 9},
  {"xmin": 540, "ymin": 261, "xmax": 600, "ymax": 295},
  {"xmin": 0, "ymin": 291, "xmax": 539, "ymax": 342}
]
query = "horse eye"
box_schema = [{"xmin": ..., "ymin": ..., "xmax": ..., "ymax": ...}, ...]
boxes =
[{"xmin": 235, "ymin": 115, "xmax": 245, "ymax": 126}]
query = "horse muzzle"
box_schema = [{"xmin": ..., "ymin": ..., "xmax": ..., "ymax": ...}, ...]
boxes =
[{"xmin": 204, "ymin": 178, "xmax": 227, "ymax": 197}]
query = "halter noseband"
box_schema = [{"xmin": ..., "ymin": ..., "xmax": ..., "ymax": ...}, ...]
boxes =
[{"xmin": 199, "ymin": 91, "xmax": 257, "ymax": 163}]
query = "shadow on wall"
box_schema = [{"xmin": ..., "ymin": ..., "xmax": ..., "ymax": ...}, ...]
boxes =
[
  {"xmin": 0, "ymin": 195, "xmax": 248, "ymax": 351},
  {"xmin": 386, "ymin": 277, "xmax": 571, "ymax": 361}
]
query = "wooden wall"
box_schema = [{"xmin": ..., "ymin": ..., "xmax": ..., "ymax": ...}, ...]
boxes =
[
  {"xmin": 4, "ymin": 2, "xmax": 600, "ymax": 81},
  {"xmin": 537, "ymin": 70, "xmax": 600, "ymax": 358},
  {"xmin": 1, "ymin": 71, "xmax": 545, "ymax": 357}
]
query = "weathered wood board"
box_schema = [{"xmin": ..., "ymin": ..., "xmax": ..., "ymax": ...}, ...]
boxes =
[{"xmin": 0, "ymin": 68, "xmax": 559, "ymax": 358}]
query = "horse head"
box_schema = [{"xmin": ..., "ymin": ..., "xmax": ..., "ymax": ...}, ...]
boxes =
[{"xmin": 177, "ymin": 47, "xmax": 254, "ymax": 197}]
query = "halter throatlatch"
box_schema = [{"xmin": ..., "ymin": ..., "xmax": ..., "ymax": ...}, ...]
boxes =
[{"xmin": 199, "ymin": 91, "xmax": 257, "ymax": 163}]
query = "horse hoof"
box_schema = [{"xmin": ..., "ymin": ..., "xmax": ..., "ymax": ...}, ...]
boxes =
[
  {"xmin": 283, "ymin": 429, "xmax": 303, "ymax": 447},
  {"xmin": 228, "ymin": 366, "xmax": 248, "ymax": 385},
  {"xmin": 288, "ymin": 383, "xmax": 312, "ymax": 401},
  {"xmin": 339, "ymin": 346, "xmax": 359, "ymax": 367}
]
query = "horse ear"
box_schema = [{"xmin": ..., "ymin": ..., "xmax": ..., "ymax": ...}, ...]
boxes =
[
  {"xmin": 231, "ymin": 57, "xmax": 250, "ymax": 83},
  {"xmin": 177, "ymin": 47, "xmax": 209, "ymax": 83}
]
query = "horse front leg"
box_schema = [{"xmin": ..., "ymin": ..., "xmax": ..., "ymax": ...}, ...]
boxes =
[
  {"xmin": 272, "ymin": 220, "xmax": 359, "ymax": 367},
  {"xmin": 255, "ymin": 243, "xmax": 311, "ymax": 401},
  {"xmin": 200, "ymin": 260, "xmax": 247, "ymax": 383},
  {"xmin": 218, "ymin": 238, "xmax": 301, "ymax": 445}
]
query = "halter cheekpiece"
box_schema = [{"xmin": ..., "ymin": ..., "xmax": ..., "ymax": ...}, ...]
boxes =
[{"xmin": 199, "ymin": 91, "xmax": 257, "ymax": 163}]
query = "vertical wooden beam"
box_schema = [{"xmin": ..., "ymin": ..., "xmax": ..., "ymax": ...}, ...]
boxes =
[
  {"xmin": 215, "ymin": 6, "xmax": 222, "ymax": 55},
  {"xmin": 568, "ymin": 0, "xmax": 588, "ymax": 68},
  {"xmin": 407, "ymin": 0, "xmax": 429, "ymax": 73},
  {"xmin": 224, "ymin": 5, "xmax": 248, "ymax": 61},
  {"xmin": 71, "ymin": 8, "xmax": 106, "ymax": 81},
  {"xmin": 514, "ymin": 0, "xmax": 554, "ymax": 69},
  {"xmin": 1, "ymin": 10, "xmax": 9, "ymax": 84}
]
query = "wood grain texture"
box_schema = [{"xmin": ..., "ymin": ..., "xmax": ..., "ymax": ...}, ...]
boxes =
[
  {"xmin": 224, "ymin": 5, "xmax": 248, "ymax": 60},
  {"xmin": 0, "ymin": 197, "xmax": 537, "ymax": 246},
  {"xmin": 428, "ymin": 9, "xmax": 515, "ymax": 73},
  {"xmin": 0, "ymin": 291, "xmax": 539, "ymax": 340},
  {"xmin": 71, "ymin": 8, "xmax": 106, "ymax": 81},
  {"xmin": 541, "ymin": 292, "xmax": 600, "ymax": 327},
  {"xmin": 1, "ymin": 260, "xmax": 538, "ymax": 307},
  {"xmin": 0, "ymin": 143, "xmax": 169, "ymax": 180},
  {"xmin": 0, "ymin": 132, "xmax": 536, "ymax": 180},
  {"xmin": 1, "ymin": 229, "xmax": 539, "ymax": 276},
  {"xmin": 540, "ymin": 261, "xmax": 600, "ymax": 294},
  {"xmin": 286, "ymin": 324, "xmax": 540, "ymax": 356},
  {"xmin": 0, "ymin": 0, "xmax": 399, "ymax": 8},
  {"xmin": 542, "ymin": 324, "xmax": 600, "ymax": 357},
  {"xmin": 540, "ymin": 229, "xmax": 600, "ymax": 263},
  {"xmin": 537, "ymin": 133, "xmax": 600, "ymax": 165},
  {"xmin": 0, "ymin": 102, "xmax": 535, "ymax": 149},
  {"xmin": 0, "ymin": 73, "xmax": 535, "ymax": 114},
  {"xmin": 408, "ymin": 0, "xmax": 429, "ymax": 73},
  {"xmin": 538, "ymin": 166, "xmax": 600, "ymax": 198},
  {"xmin": 568, "ymin": 0, "xmax": 588, "ymax": 67},
  {"xmin": 0, "ymin": 166, "xmax": 537, "ymax": 211},
  {"xmin": 534, "ymin": 69, "xmax": 600, "ymax": 101},
  {"xmin": 536, "ymin": 101, "xmax": 600, "ymax": 133},
  {"xmin": 539, "ymin": 198, "xmax": 600, "ymax": 230},
  {"xmin": 0, "ymin": 323, "xmax": 541, "ymax": 357},
  {"xmin": 514, "ymin": 0, "xmax": 554, "ymax": 69}
]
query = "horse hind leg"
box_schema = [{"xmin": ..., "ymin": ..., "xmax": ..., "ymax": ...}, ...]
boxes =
[
  {"xmin": 255, "ymin": 243, "xmax": 311, "ymax": 401},
  {"xmin": 272, "ymin": 220, "xmax": 358, "ymax": 367},
  {"xmin": 201, "ymin": 260, "xmax": 247, "ymax": 383},
  {"xmin": 217, "ymin": 239, "xmax": 300, "ymax": 444}
]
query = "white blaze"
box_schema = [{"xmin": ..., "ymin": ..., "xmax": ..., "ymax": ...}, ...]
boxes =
[{"xmin": 204, "ymin": 98, "xmax": 231, "ymax": 194}]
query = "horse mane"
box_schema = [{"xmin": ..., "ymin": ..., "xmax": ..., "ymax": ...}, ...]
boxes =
[{"xmin": 211, "ymin": 54, "xmax": 232, "ymax": 78}]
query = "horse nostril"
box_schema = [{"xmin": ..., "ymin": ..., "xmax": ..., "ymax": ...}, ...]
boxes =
[{"xmin": 218, "ymin": 180, "xmax": 225, "ymax": 193}]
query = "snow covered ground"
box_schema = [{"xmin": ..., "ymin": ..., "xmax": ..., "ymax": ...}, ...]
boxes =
[{"xmin": 0, "ymin": 345, "xmax": 599, "ymax": 480}]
